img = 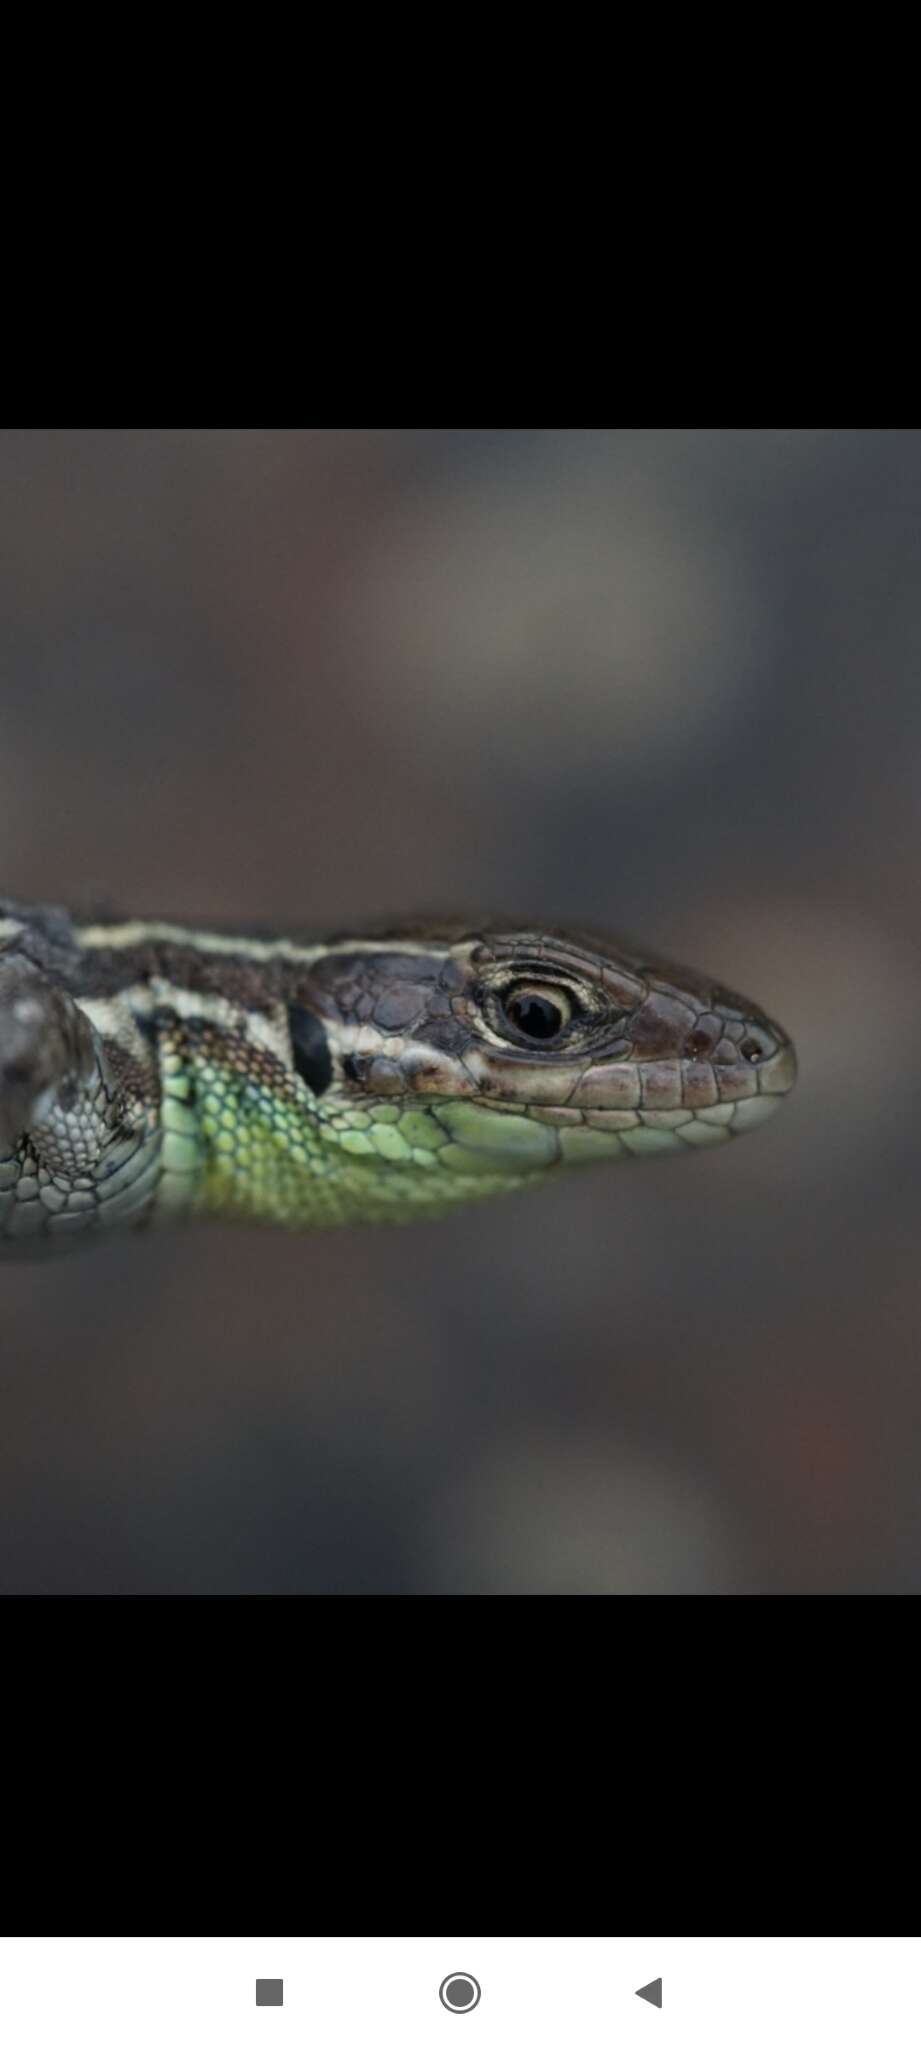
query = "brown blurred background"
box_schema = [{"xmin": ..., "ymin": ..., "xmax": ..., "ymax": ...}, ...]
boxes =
[{"xmin": 1, "ymin": 427, "xmax": 918, "ymax": 1592}]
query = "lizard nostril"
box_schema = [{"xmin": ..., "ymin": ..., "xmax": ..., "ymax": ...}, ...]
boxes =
[{"xmin": 740, "ymin": 1037, "xmax": 765, "ymax": 1064}]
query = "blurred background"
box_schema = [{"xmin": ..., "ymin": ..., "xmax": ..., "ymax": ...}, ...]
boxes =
[{"xmin": 1, "ymin": 427, "xmax": 918, "ymax": 1593}]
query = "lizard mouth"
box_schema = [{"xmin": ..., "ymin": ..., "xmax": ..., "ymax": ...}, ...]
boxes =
[{"xmin": 476, "ymin": 1036, "xmax": 799, "ymax": 1159}]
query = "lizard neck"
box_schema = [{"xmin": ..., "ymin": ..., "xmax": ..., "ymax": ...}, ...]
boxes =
[{"xmin": 150, "ymin": 1007, "xmax": 541, "ymax": 1230}]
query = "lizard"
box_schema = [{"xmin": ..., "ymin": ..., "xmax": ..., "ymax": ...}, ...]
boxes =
[{"xmin": 0, "ymin": 899, "xmax": 797, "ymax": 1251}]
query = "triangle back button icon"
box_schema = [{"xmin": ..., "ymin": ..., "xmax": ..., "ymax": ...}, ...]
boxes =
[{"xmin": 636, "ymin": 1979, "xmax": 662, "ymax": 2009}]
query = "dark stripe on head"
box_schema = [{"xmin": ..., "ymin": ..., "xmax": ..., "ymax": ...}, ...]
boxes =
[{"xmin": 288, "ymin": 1007, "xmax": 333, "ymax": 1097}]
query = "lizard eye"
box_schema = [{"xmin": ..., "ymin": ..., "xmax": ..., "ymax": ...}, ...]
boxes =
[{"xmin": 499, "ymin": 983, "xmax": 573, "ymax": 1044}]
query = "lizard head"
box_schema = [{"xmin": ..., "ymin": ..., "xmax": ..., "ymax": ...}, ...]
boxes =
[{"xmin": 299, "ymin": 921, "xmax": 797, "ymax": 1197}]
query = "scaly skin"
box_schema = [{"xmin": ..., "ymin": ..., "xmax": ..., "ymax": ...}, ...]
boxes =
[{"xmin": 0, "ymin": 902, "xmax": 797, "ymax": 1250}]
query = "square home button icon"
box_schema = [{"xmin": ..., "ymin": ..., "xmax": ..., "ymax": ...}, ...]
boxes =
[{"xmin": 256, "ymin": 1981, "xmax": 284, "ymax": 2006}]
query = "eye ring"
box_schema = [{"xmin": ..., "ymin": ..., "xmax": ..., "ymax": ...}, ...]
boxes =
[{"xmin": 498, "ymin": 982, "xmax": 573, "ymax": 1044}]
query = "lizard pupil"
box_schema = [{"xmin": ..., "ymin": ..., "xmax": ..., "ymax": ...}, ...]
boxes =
[{"xmin": 504, "ymin": 991, "xmax": 565, "ymax": 1040}]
